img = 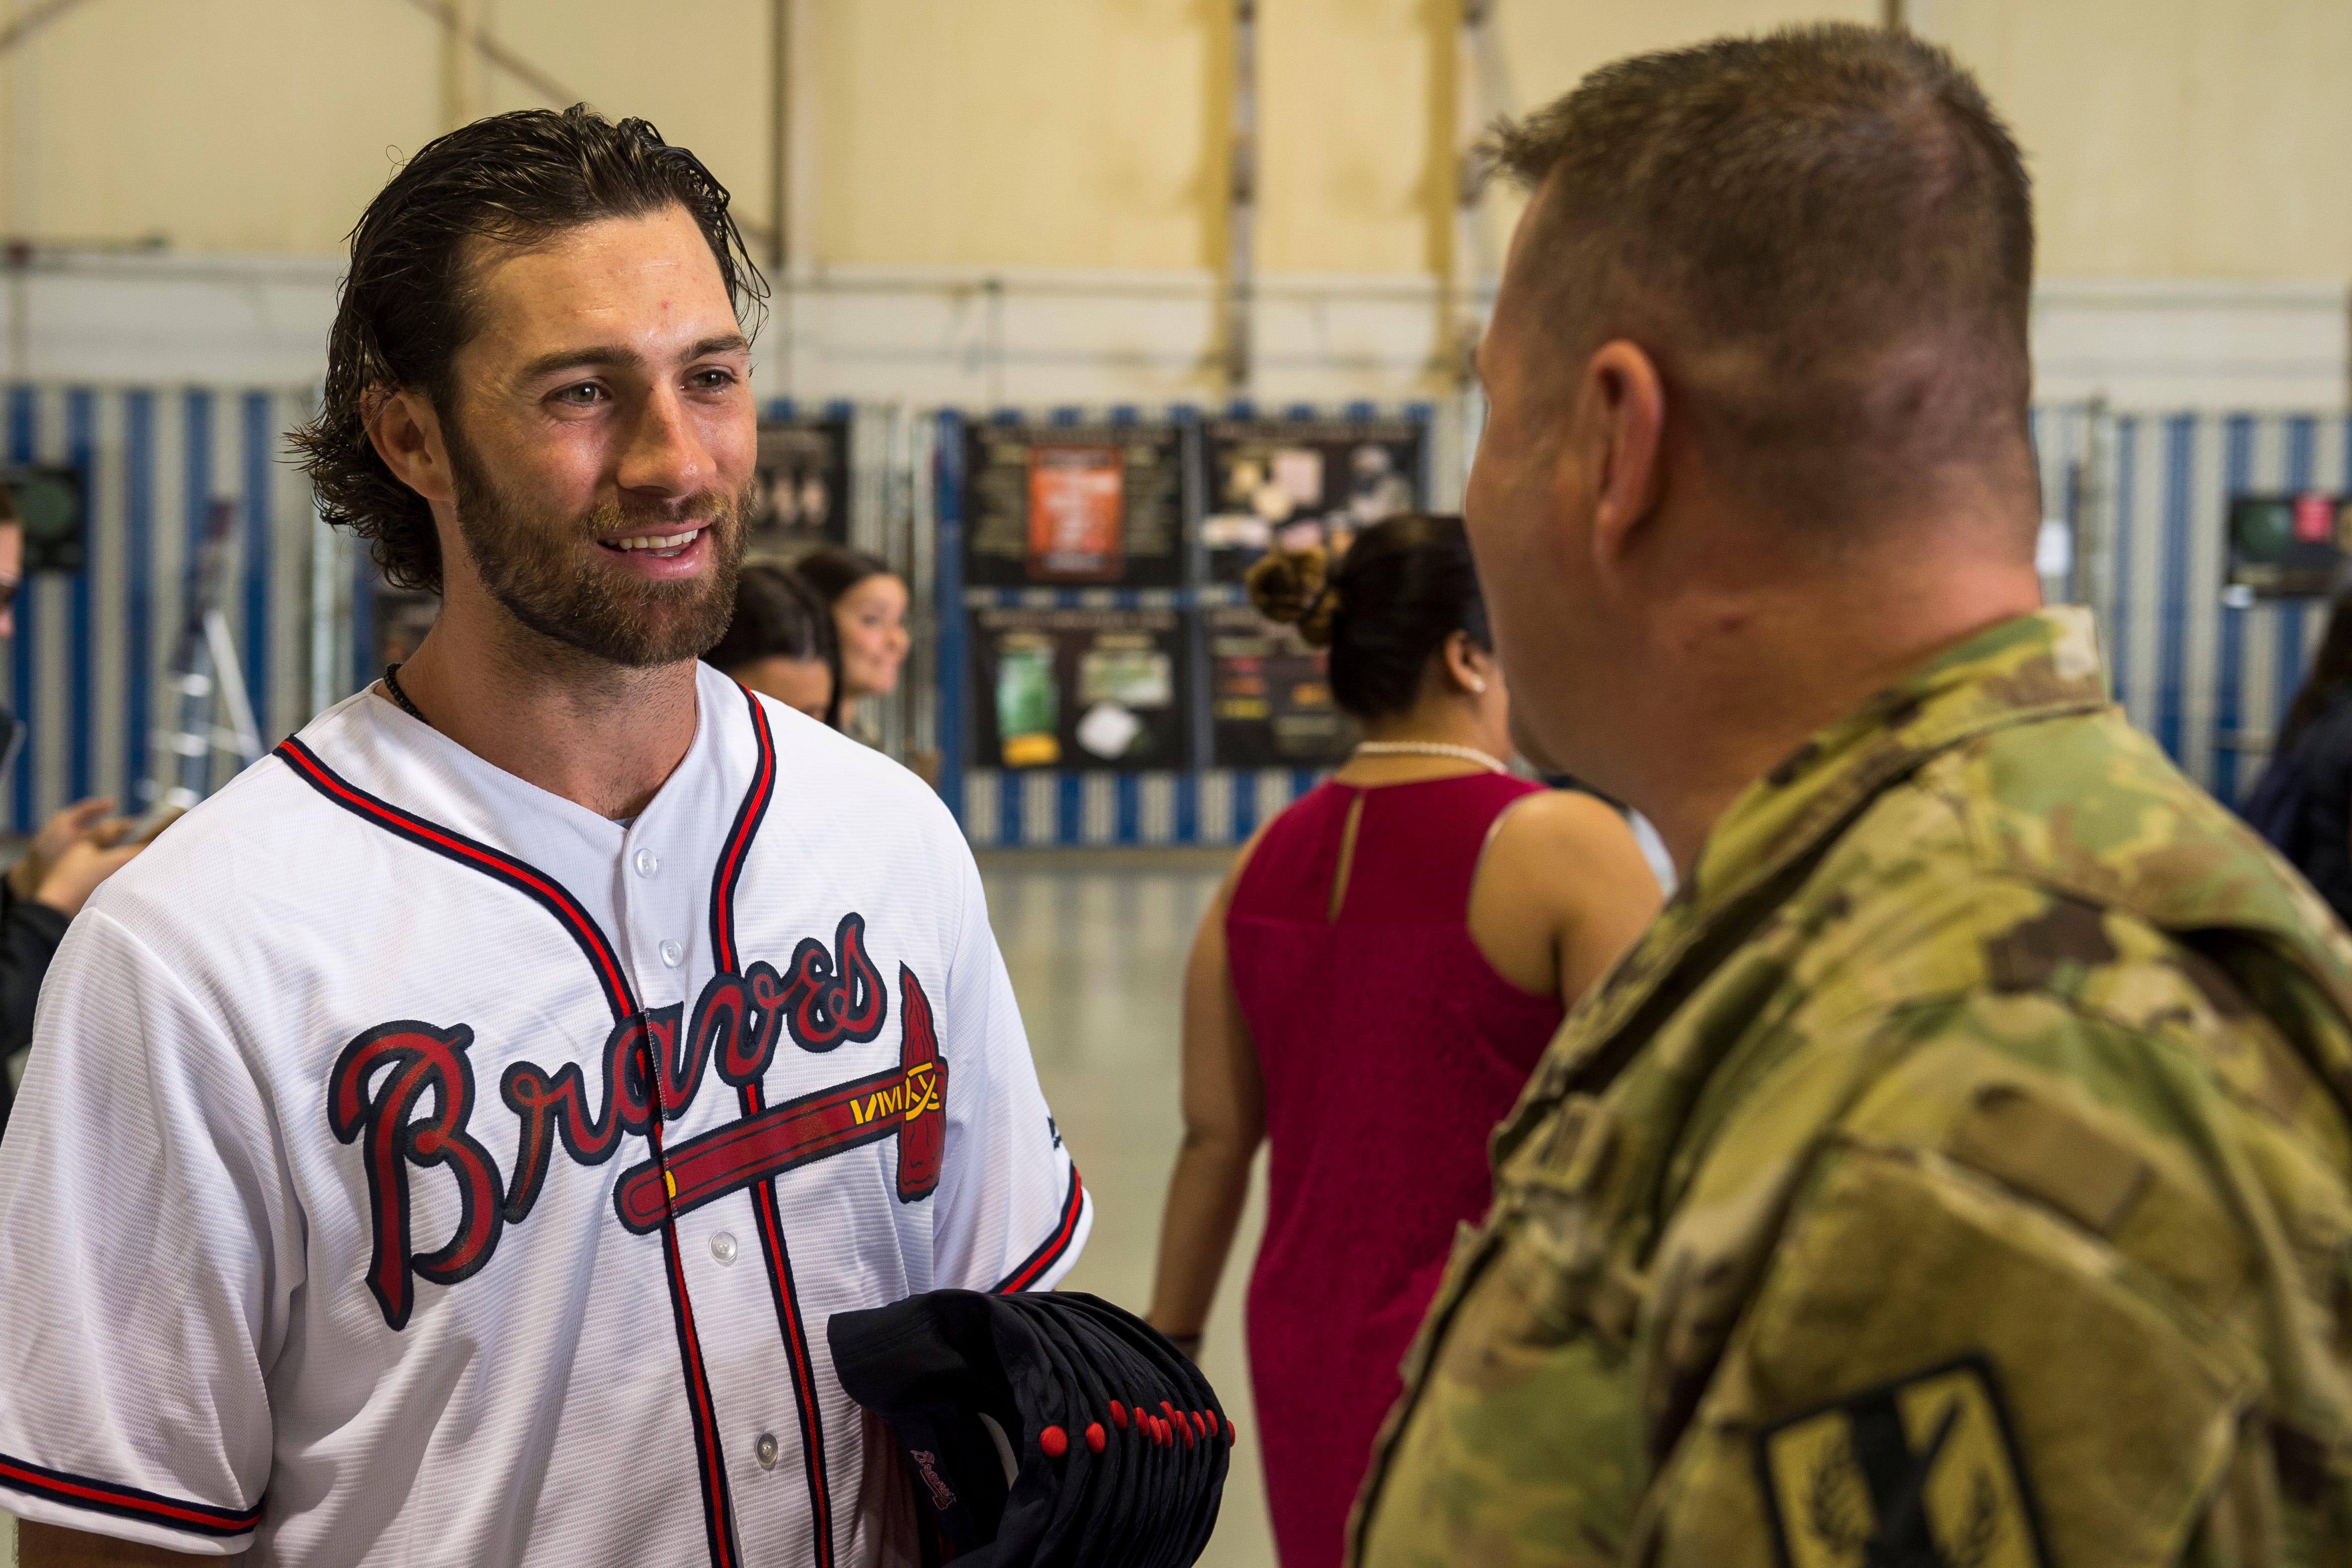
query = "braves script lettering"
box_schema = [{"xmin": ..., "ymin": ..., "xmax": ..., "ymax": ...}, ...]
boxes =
[{"xmin": 329, "ymin": 912, "xmax": 947, "ymax": 1330}]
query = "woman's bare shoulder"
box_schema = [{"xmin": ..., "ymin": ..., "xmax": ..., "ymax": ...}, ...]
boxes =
[
  {"xmin": 1488, "ymin": 786, "xmax": 1642, "ymax": 854},
  {"xmin": 1481, "ymin": 787, "xmax": 1663, "ymax": 916}
]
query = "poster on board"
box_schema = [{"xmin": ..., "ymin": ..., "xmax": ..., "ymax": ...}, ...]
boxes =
[
  {"xmin": 2226, "ymin": 491, "xmax": 2352, "ymax": 598},
  {"xmin": 749, "ymin": 415, "xmax": 851, "ymax": 560},
  {"xmin": 1201, "ymin": 419, "xmax": 1423, "ymax": 583},
  {"xmin": 964, "ymin": 423, "xmax": 1186, "ymax": 589},
  {"xmin": 0, "ymin": 465, "xmax": 85, "ymax": 573},
  {"xmin": 1206, "ymin": 604, "xmax": 1353, "ymax": 769},
  {"xmin": 1026, "ymin": 445, "xmax": 1127, "ymax": 582},
  {"xmin": 969, "ymin": 605, "xmax": 1190, "ymax": 771}
]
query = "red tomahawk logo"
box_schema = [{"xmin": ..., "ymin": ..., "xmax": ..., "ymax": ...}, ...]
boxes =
[{"xmin": 615, "ymin": 965, "xmax": 947, "ymax": 1233}]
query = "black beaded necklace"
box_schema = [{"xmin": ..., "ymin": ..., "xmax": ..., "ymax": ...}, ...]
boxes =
[{"xmin": 382, "ymin": 663, "xmax": 431, "ymax": 728}]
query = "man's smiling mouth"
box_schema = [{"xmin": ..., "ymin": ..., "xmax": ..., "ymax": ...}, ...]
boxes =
[{"xmin": 600, "ymin": 527, "xmax": 704, "ymax": 558}]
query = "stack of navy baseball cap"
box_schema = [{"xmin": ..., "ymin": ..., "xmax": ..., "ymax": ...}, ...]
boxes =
[{"xmin": 829, "ymin": 1289, "xmax": 1233, "ymax": 1566}]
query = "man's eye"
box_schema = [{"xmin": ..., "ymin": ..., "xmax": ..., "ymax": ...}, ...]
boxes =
[
  {"xmin": 553, "ymin": 383, "xmax": 605, "ymax": 407},
  {"xmin": 688, "ymin": 369, "xmax": 737, "ymax": 391}
]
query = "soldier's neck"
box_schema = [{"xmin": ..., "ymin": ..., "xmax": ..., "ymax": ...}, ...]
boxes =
[{"xmin": 1632, "ymin": 566, "xmax": 2042, "ymax": 883}]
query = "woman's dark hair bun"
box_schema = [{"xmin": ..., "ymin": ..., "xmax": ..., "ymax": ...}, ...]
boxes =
[
  {"xmin": 1277, "ymin": 514, "xmax": 1489, "ymax": 720},
  {"xmin": 1244, "ymin": 547, "xmax": 1340, "ymax": 648}
]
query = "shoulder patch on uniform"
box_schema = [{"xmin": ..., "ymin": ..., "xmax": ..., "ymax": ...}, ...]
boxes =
[
  {"xmin": 1755, "ymin": 1353, "xmax": 2049, "ymax": 1568},
  {"xmin": 1983, "ymin": 894, "xmax": 2116, "ymax": 993}
]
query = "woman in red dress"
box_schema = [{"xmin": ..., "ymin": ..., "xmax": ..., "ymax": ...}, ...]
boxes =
[{"xmin": 1147, "ymin": 514, "xmax": 1660, "ymax": 1568}]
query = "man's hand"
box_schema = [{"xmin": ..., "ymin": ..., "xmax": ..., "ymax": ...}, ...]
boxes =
[
  {"xmin": 32, "ymin": 836, "xmax": 142, "ymax": 918},
  {"xmin": 20, "ymin": 1519, "xmax": 191, "ymax": 1564},
  {"xmin": 7, "ymin": 799, "xmax": 128, "ymax": 903}
]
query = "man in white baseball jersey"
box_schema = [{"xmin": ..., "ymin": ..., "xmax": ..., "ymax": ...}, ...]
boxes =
[{"xmin": 0, "ymin": 106, "xmax": 1087, "ymax": 1566}]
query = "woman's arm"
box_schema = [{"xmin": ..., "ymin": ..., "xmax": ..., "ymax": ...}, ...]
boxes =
[
  {"xmin": 1145, "ymin": 836, "xmax": 1270, "ymax": 1346},
  {"xmin": 1468, "ymin": 791, "xmax": 1663, "ymax": 1006}
]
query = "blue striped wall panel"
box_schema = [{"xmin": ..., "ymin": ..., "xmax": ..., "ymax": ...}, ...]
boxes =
[
  {"xmin": 2, "ymin": 392, "xmax": 2341, "ymax": 848},
  {"xmin": 0, "ymin": 384, "xmax": 326, "ymax": 833},
  {"xmin": 960, "ymin": 769, "xmax": 1320, "ymax": 847},
  {"xmin": 2089, "ymin": 407, "xmax": 2350, "ymax": 806}
]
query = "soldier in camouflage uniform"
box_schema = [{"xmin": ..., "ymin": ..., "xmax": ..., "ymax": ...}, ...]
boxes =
[{"xmin": 1352, "ymin": 25, "xmax": 2352, "ymax": 1568}]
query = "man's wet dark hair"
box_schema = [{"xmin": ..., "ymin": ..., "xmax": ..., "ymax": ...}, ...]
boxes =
[
  {"xmin": 290, "ymin": 105, "xmax": 767, "ymax": 595},
  {"xmin": 1248, "ymin": 514, "xmax": 1489, "ymax": 720},
  {"xmin": 1492, "ymin": 23, "xmax": 2035, "ymax": 525}
]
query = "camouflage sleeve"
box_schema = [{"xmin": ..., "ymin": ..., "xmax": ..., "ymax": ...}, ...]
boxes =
[
  {"xmin": 1351, "ymin": 1211, "xmax": 1646, "ymax": 1568},
  {"xmin": 1356, "ymin": 983, "xmax": 2352, "ymax": 1568},
  {"xmin": 1638, "ymin": 991, "xmax": 2352, "ymax": 1567}
]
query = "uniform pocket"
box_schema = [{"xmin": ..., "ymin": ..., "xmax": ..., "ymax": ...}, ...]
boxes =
[{"xmin": 1643, "ymin": 1139, "xmax": 2263, "ymax": 1568}]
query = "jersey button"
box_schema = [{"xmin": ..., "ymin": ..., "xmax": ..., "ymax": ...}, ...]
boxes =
[
  {"xmin": 755, "ymin": 1432, "xmax": 780, "ymax": 1471},
  {"xmin": 710, "ymin": 1232, "xmax": 738, "ymax": 1266},
  {"xmin": 659, "ymin": 939, "xmax": 683, "ymax": 967},
  {"xmin": 634, "ymin": 848, "xmax": 658, "ymax": 878}
]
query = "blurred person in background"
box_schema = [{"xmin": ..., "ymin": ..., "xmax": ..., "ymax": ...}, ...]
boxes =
[
  {"xmin": 705, "ymin": 560, "xmax": 841, "ymax": 724},
  {"xmin": 1146, "ymin": 513, "xmax": 1660, "ymax": 1568},
  {"xmin": 0, "ymin": 497, "xmax": 144, "ymax": 1139},
  {"xmin": 794, "ymin": 544, "xmax": 908, "ymax": 733},
  {"xmin": 2244, "ymin": 593, "xmax": 2352, "ymax": 924}
]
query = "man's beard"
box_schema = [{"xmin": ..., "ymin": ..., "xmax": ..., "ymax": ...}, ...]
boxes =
[{"xmin": 447, "ymin": 428, "xmax": 750, "ymax": 670}]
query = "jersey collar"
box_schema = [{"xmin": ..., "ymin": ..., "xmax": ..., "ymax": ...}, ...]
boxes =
[{"xmin": 1499, "ymin": 607, "xmax": 2111, "ymax": 1146}]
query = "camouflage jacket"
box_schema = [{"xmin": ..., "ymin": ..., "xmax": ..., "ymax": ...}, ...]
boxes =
[{"xmin": 1352, "ymin": 607, "xmax": 2352, "ymax": 1568}]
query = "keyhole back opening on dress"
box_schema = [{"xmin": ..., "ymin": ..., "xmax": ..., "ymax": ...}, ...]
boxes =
[{"xmin": 1325, "ymin": 791, "xmax": 1368, "ymax": 924}]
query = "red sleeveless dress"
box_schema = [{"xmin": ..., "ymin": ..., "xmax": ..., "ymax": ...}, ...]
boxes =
[{"xmin": 1224, "ymin": 773, "xmax": 1566, "ymax": 1568}]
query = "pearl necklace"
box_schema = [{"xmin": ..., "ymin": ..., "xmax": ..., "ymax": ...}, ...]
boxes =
[{"xmin": 1350, "ymin": 741, "xmax": 1509, "ymax": 774}]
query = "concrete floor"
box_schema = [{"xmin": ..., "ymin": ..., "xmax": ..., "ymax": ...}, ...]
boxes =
[
  {"xmin": 981, "ymin": 849, "xmax": 1275, "ymax": 1568},
  {"xmin": 3, "ymin": 849, "xmax": 1270, "ymax": 1568}
]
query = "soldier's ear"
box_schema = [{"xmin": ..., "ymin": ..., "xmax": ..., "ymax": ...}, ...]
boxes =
[{"xmin": 1577, "ymin": 339, "xmax": 1667, "ymax": 579}]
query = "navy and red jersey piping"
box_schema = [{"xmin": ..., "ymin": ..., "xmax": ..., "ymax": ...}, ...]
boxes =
[
  {"xmin": 708, "ymin": 682, "xmax": 778, "ymax": 976},
  {"xmin": 0, "ymin": 1451, "xmax": 263, "ymax": 1541},
  {"xmin": 272, "ymin": 734, "xmax": 745, "ymax": 1567},
  {"xmin": 276, "ymin": 738, "xmax": 638, "ymax": 1020},
  {"xmin": 994, "ymin": 1164, "xmax": 1087, "ymax": 1293},
  {"xmin": 708, "ymin": 682, "xmax": 838, "ymax": 1568}
]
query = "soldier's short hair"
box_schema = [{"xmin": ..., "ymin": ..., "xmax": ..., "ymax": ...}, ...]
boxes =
[{"xmin": 1492, "ymin": 24, "xmax": 2034, "ymax": 525}]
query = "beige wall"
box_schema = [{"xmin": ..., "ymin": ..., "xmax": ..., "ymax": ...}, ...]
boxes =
[
  {"xmin": 2, "ymin": 0, "xmax": 2349, "ymax": 282},
  {"xmin": 0, "ymin": 0, "xmax": 771, "ymax": 256},
  {"xmin": 1934, "ymin": 0, "xmax": 2352, "ymax": 278},
  {"xmin": 816, "ymin": 0, "xmax": 1216, "ymax": 271}
]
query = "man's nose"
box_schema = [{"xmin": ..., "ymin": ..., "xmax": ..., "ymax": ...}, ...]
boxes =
[{"xmin": 617, "ymin": 386, "xmax": 708, "ymax": 498}]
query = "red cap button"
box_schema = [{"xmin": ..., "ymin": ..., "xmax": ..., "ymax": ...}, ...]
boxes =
[
  {"xmin": 1086, "ymin": 1423, "xmax": 1106, "ymax": 1454},
  {"xmin": 1040, "ymin": 1425, "xmax": 1068, "ymax": 1458}
]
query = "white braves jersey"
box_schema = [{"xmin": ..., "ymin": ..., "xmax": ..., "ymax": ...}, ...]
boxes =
[{"xmin": 0, "ymin": 664, "xmax": 1090, "ymax": 1564}]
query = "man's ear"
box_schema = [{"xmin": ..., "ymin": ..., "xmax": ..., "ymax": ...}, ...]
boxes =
[
  {"xmin": 365, "ymin": 387, "xmax": 456, "ymax": 505},
  {"xmin": 1577, "ymin": 340, "xmax": 1667, "ymax": 575}
]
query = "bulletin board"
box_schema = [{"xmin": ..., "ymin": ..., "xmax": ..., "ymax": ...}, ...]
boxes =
[
  {"xmin": 967, "ymin": 605, "xmax": 1191, "ymax": 771},
  {"xmin": 961, "ymin": 422, "xmax": 1188, "ymax": 590},
  {"xmin": 748, "ymin": 414, "xmax": 852, "ymax": 560},
  {"xmin": 2226, "ymin": 490, "xmax": 2352, "ymax": 598},
  {"xmin": 1204, "ymin": 604, "xmax": 1352, "ymax": 769},
  {"xmin": 1199, "ymin": 419, "xmax": 1425, "ymax": 584}
]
